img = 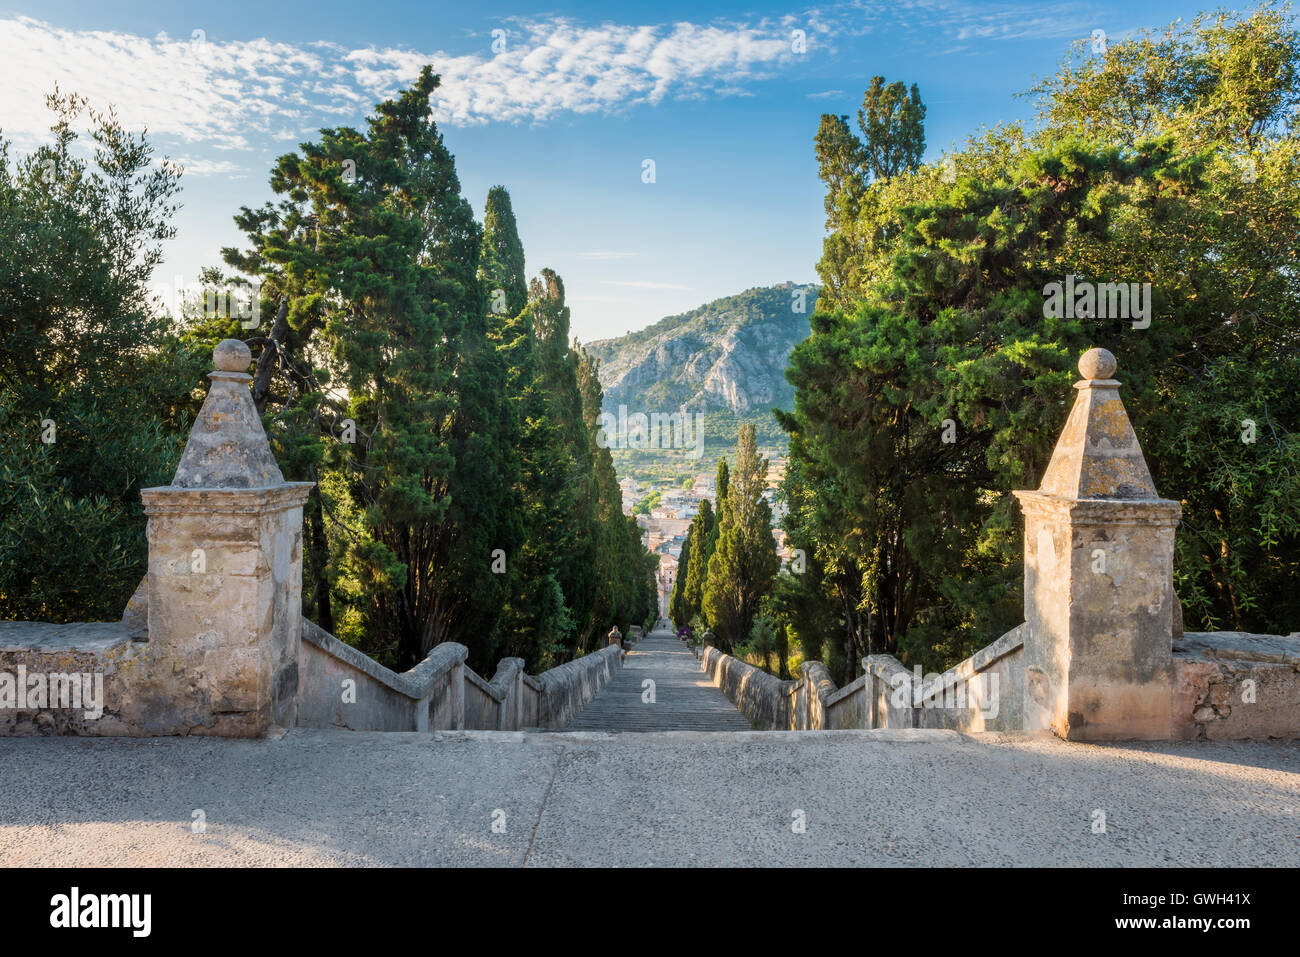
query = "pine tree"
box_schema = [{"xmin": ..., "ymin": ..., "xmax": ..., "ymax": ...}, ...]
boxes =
[
  {"xmin": 219, "ymin": 66, "xmax": 520, "ymax": 669},
  {"xmin": 858, "ymin": 77, "xmax": 926, "ymax": 180}
]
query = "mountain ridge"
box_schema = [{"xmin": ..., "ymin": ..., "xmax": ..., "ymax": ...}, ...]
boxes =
[{"xmin": 584, "ymin": 283, "xmax": 818, "ymax": 418}]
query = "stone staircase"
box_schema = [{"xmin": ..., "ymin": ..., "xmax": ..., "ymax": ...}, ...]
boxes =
[{"xmin": 562, "ymin": 625, "xmax": 752, "ymax": 732}]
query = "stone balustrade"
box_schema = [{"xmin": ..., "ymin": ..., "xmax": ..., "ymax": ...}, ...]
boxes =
[
  {"xmin": 0, "ymin": 341, "xmax": 627, "ymax": 736},
  {"xmin": 698, "ymin": 349, "xmax": 1299, "ymax": 740},
  {"xmin": 2, "ymin": 343, "xmax": 1296, "ymax": 740}
]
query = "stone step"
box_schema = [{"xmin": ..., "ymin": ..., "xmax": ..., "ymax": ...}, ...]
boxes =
[{"xmin": 556, "ymin": 629, "xmax": 751, "ymax": 732}]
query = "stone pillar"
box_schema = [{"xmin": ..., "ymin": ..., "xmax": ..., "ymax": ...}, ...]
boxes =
[
  {"xmin": 607, "ymin": 626, "xmax": 623, "ymax": 648},
  {"xmin": 140, "ymin": 340, "xmax": 313, "ymax": 737},
  {"xmin": 1014, "ymin": 349, "xmax": 1180, "ymax": 740}
]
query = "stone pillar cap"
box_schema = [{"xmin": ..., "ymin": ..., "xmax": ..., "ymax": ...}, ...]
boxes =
[
  {"xmin": 168, "ymin": 341, "xmax": 287, "ymax": 489},
  {"xmin": 1030, "ymin": 348, "xmax": 1162, "ymax": 500},
  {"xmin": 214, "ymin": 338, "xmax": 252, "ymax": 373},
  {"xmin": 1078, "ymin": 347, "xmax": 1117, "ymax": 381}
]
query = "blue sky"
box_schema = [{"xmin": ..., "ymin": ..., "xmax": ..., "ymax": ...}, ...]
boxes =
[{"xmin": 1, "ymin": 0, "xmax": 1213, "ymax": 341}]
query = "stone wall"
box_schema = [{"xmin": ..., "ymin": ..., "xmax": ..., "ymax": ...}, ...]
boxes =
[
  {"xmin": 5, "ymin": 341, "xmax": 1298, "ymax": 741},
  {"xmin": 700, "ymin": 623, "xmax": 1023, "ymax": 733},
  {"xmin": 0, "ymin": 341, "xmax": 627, "ymax": 738},
  {"xmin": 297, "ymin": 620, "xmax": 463, "ymax": 731},
  {"xmin": 1173, "ymin": 631, "xmax": 1300, "ymax": 740},
  {"xmin": 702, "ymin": 646, "xmax": 790, "ymax": 728},
  {"xmin": 0, "ymin": 622, "xmax": 142, "ymax": 736}
]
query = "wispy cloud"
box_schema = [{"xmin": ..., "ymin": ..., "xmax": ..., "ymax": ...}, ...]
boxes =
[
  {"xmin": 169, "ymin": 157, "xmax": 243, "ymax": 176},
  {"xmin": 351, "ymin": 18, "xmax": 816, "ymax": 125},
  {"xmin": 0, "ymin": 17, "xmax": 355, "ymax": 148},
  {"xmin": 0, "ymin": 2, "xmax": 1101, "ymax": 153},
  {"xmin": 0, "ymin": 14, "xmax": 818, "ymax": 148}
]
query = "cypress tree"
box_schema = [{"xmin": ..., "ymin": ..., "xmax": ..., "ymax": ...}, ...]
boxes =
[
  {"xmin": 681, "ymin": 497, "xmax": 714, "ymax": 626},
  {"xmin": 702, "ymin": 425, "xmax": 779, "ymax": 652},
  {"xmin": 479, "ymin": 186, "xmax": 527, "ymax": 318}
]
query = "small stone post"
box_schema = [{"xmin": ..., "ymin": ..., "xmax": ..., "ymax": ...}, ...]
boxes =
[
  {"xmin": 607, "ymin": 626, "xmax": 623, "ymax": 648},
  {"xmin": 1014, "ymin": 349, "xmax": 1181, "ymax": 740},
  {"xmin": 139, "ymin": 340, "xmax": 314, "ymax": 736}
]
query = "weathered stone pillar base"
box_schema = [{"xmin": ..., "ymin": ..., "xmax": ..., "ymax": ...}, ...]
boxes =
[
  {"xmin": 138, "ymin": 484, "xmax": 312, "ymax": 736},
  {"xmin": 1015, "ymin": 494, "xmax": 1179, "ymax": 740}
]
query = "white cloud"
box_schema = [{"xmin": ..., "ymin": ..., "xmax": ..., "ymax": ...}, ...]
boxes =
[
  {"xmin": 0, "ymin": 3, "xmax": 1099, "ymax": 150},
  {"xmin": 0, "ymin": 14, "xmax": 811, "ymax": 148},
  {"xmin": 350, "ymin": 18, "xmax": 807, "ymax": 125},
  {"xmin": 0, "ymin": 17, "xmax": 354, "ymax": 148},
  {"xmin": 168, "ymin": 157, "xmax": 242, "ymax": 176}
]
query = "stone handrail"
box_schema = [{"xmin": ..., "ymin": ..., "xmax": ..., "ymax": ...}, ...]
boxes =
[
  {"xmin": 863, "ymin": 623, "xmax": 1026, "ymax": 731},
  {"xmin": 702, "ymin": 646, "xmax": 794, "ymax": 728},
  {"xmin": 298, "ymin": 618, "xmax": 623, "ymax": 732},
  {"xmin": 8, "ymin": 340, "xmax": 1299, "ymax": 741},
  {"xmin": 699, "ymin": 621, "xmax": 1026, "ymax": 732}
]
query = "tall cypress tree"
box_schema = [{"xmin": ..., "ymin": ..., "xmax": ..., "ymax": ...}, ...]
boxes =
[
  {"xmin": 668, "ymin": 528, "xmax": 693, "ymax": 627},
  {"xmin": 703, "ymin": 425, "xmax": 779, "ymax": 652},
  {"xmin": 578, "ymin": 345, "xmax": 656, "ymax": 635},
  {"xmin": 220, "ymin": 66, "xmax": 518, "ymax": 669},
  {"xmin": 681, "ymin": 497, "xmax": 714, "ymax": 626},
  {"xmin": 479, "ymin": 186, "xmax": 527, "ymax": 318}
]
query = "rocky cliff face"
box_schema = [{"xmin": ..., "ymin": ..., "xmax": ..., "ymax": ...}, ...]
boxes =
[{"xmin": 586, "ymin": 284, "xmax": 816, "ymax": 415}]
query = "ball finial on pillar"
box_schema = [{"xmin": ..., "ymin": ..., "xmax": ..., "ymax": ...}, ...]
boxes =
[
  {"xmin": 1078, "ymin": 347, "xmax": 1117, "ymax": 380},
  {"xmin": 213, "ymin": 339, "xmax": 252, "ymax": 373}
]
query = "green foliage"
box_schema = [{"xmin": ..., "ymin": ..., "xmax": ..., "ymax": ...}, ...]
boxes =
[
  {"xmin": 702, "ymin": 425, "xmax": 780, "ymax": 653},
  {"xmin": 786, "ymin": 9, "xmax": 1300, "ymax": 679},
  {"xmin": 668, "ymin": 528, "xmax": 693, "ymax": 626},
  {"xmin": 0, "ymin": 91, "xmax": 206, "ymax": 621},
  {"xmin": 680, "ymin": 497, "xmax": 714, "ymax": 627},
  {"xmin": 212, "ymin": 71, "xmax": 657, "ymax": 672},
  {"xmin": 632, "ymin": 489, "xmax": 662, "ymax": 515},
  {"xmin": 214, "ymin": 67, "xmax": 515, "ymax": 669},
  {"xmin": 858, "ymin": 76, "xmax": 927, "ymax": 180},
  {"xmin": 577, "ymin": 346, "xmax": 656, "ymax": 639},
  {"xmin": 479, "ymin": 186, "xmax": 528, "ymax": 318}
]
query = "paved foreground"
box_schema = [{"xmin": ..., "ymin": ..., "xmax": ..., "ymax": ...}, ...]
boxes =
[
  {"xmin": 563, "ymin": 626, "xmax": 751, "ymax": 731},
  {"xmin": 1, "ymin": 730, "xmax": 1297, "ymax": 866}
]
